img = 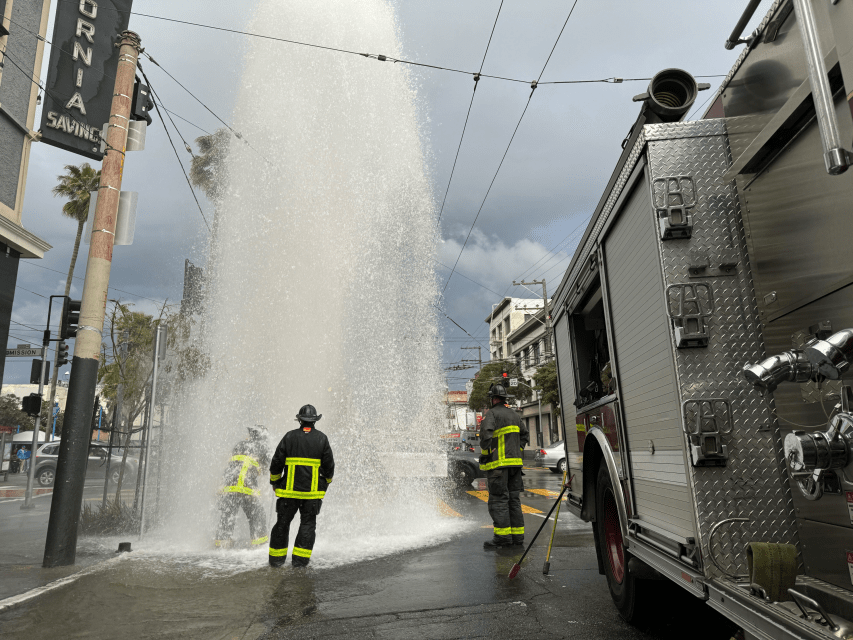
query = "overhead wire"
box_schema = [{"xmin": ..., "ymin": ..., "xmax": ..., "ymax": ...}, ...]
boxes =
[
  {"xmin": 437, "ymin": 0, "xmax": 504, "ymax": 225},
  {"xmin": 442, "ymin": 0, "xmax": 582, "ymax": 295},
  {"xmin": 138, "ymin": 63, "xmax": 211, "ymax": 233}
]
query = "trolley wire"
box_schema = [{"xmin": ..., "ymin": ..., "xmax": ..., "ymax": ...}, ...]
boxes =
[
  {"xmin": 437, "ymin": 0, "xmax": 504, "ymax": 225},
  {"xmin": 442, "ymin": 1, "xmax": 582, "ymax": 294},
  {"xmin": 138, "ymin": 63, "xmax": 211, "ymax": 233}
]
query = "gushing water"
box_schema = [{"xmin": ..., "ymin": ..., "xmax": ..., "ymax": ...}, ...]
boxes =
[{"xmin": 148, "ymin": 0, "xmax": 463, "ymax": 568}]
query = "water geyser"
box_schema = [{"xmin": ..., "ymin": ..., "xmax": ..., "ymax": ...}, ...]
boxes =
[{"xmin": 157, "ymin": 0, "xmax": 460, "ymax": 568}]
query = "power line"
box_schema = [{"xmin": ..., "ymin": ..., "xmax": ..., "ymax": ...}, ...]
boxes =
[
  {"xmin": 141, "ymin": 52, "xmax": 272, "ymax": 166},
  {"xmin": 19, "ymin": 261, "xmax": 169, "ymax": 305},
  {"xmin": 441, "ymin": 2, "xmax": 583, "ymax": 294},
  {"xmin": 437, "ymin": 1, "xmax": 504, "ymax": 225},
  {"xmin": 138, "ymin": 63, "xmax": 211, "ymax": 233}
]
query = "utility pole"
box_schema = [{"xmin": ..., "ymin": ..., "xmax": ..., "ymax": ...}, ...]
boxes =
[
  {"xmin": 43, "ymin": 31, "xmax": 142, "ymax": 568},
  {"xmin": 461, "ymin": 346, "xmax": 482, "ymax": 371},
  {"xmin": 512, "ymin": 279, "xmax": 552, "ymax": 358}
]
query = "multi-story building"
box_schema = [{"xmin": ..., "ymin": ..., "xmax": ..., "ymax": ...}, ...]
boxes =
[
  {"xmin": 507, "ymin": 307, "xmax": 562, "ymax": 448},
  {"xmin": 483, "ymin": 297, "xmax": 544, "ymax": 362},
  {"xmin": 0, "ymin": 2, "xmax": 54, "ymax": 384}
]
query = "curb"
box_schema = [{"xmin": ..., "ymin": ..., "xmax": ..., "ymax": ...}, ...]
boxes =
[
  {"xmin": 0, "ymin": 555, "xmax": 122, "ymax": 614},
  {"xmin": 0, "ymin": 488, "xmax": 53, "ymax": 498}
]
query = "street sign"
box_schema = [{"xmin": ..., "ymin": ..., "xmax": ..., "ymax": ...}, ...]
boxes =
[
  {"xmin": 6, "ymin": 347, "xmax": 43, "ymax": 358},
  {"xmin": 509, "ymin": 378, "xmax": 519, "ymax": 387},
  {"xmin": 39, "ymin": 0, "xmax": 134, "ymax": 159}
]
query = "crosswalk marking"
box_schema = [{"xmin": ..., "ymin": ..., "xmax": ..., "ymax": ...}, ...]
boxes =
[
  {"xmin": 527, "ymin": 489, "xmax": 566, "ymax": 501},
  {"xmin": 437, "ymin": 499, "xmax": 463, "ymax": 518},
  {"xmin": 466, "ymin": 490, "xmax": 543, "ymax": 514}
]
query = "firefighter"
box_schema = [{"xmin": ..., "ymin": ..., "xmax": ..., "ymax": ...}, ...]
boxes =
[
  {"xmin": 268, "ymin": 404, "xmax": 335, "ymax": 567},
  {"xmin": 214, "ymin": 425, "xmax": 271, "ymax": 549},
  {"xmin": 479, "ymin": 383, "xmax": 529, "ymax": 549}
]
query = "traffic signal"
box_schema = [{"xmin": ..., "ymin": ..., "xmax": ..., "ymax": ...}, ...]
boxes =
[
  {"xmin": 29, "ymin": 359, "xmax": 50, "ymax": 385},
  {"xmin": 57, "ymin": 341, "xmax": 69, "ymax": 367},
  {"xmin": 22, "ymin": 393, "xmax": 42, "ymax": 417},
  {"xmin": 60, "ymin": 298, "xmax": 81, "ymax": 339},
  {"xmin": 131, "ymin": 80, "xmax": 153, "ymax": 125},
  {"xmin": 502, "ymin": 371, "xmax": 509, "ymax": 380}
]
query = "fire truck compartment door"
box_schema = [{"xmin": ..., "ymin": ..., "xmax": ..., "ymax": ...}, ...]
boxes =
[{"xmin": 602, "ymin": 175, "xmax": 696, "ymax": 542}]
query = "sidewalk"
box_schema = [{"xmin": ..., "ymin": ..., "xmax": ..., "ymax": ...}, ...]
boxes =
[{"xmin": 0, "ymin": 476, "xmax": 133, "ymax": 602}]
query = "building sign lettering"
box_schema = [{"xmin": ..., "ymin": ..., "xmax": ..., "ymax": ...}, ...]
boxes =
[{"xmin": 39, "ymin": 0, "xmax": 134, "ymax": 159}]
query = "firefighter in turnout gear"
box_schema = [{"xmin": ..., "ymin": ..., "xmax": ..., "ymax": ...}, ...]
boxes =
[
  {"xmin": 268, "ymin": 404, "xmax": 335, "ymax": 567},
  {"xmin": 214, "ymin": 425, "xmax": 271, "ymax": 548},
  {"xmin": 479, "ymin": 383, "xmax": 529, "ymax": 548}
]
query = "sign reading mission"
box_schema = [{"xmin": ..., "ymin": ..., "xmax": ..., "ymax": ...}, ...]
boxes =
[{"xmin": 39, "ymin": 0, "xmax": 133, "ymax": 159}]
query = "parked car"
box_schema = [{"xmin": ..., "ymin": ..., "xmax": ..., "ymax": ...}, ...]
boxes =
[
  {"xmin": 533, "ymin": 440, "xmax": 566, "ymax": 474},
  {"xmin": 447, "ymin": 448, "xmax": 484, "ymax": 489},
  {"xmin": 34, "ymin": 441, "xmax": 139, "ymax": 487}
]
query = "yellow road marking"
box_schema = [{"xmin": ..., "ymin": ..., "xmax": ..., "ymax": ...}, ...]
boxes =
[
  {"xmin": 466, "ymin": 490, "xmax": 543, "ymax": 514},
  {"xmin": 437, "ymin": 499, "xmax": 463, "ymax": 518},
  {"xmin": 527, "ymin": 489, "xmax": 566, "ymax": 501}
]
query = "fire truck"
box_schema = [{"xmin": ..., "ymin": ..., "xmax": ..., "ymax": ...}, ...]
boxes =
[{"xmin": 553, "ymin": 1, "xmax": 853, "ymax": 637}]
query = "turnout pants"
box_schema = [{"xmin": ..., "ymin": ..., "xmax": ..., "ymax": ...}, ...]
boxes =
[
  {"xmin": 487, "ymin": 467, "xmax": 524, "ymax": 544},
  {"xmin": 269, "ymin": 498, "xmax": 321, "ymax": 566},
  {"xmin": 215, "ymin": 493, "xmax": 268, "ymax": 546}
]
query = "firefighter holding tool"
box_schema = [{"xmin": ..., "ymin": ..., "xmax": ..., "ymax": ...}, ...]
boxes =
[
  {"xmin": 479, "ymin": 383, "xmax": 529, "ymax": 549},
  {"xmin": 214, "ymin": 425, "xmax": 271, "ymax": 549},
  {"xmin": 268, "ymin": 404, "xmax": 335, "ymax": 567}
]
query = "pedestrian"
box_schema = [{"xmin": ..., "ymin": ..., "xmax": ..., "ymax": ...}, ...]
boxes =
[
  {"xmin": 268, "ymin": 404, "xmax": 335, "ymax": 568},
  {"xmin": 10, "ymin": 447, "xmax": 20, "ymax": 474},
  {"xmin": 214, "ymin": 425, "xmax": 271, "ymax": 549},
  {"xmin": 479, "ymin": 383, "xmax": 529, "ymax": 549},
  {"xmin": 17, "ymin": 446, "xmax": 31, "ymax": 474}
]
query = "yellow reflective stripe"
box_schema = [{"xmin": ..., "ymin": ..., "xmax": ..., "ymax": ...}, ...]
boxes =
[
  {"xmin": 275, "ymin": 488, "xmax": 326, "ymax": 499},
  {"xmin": 326, "ymin": 477, "xmax": 333, "ymax": 484},
  {"xmin": 252, "ymin": 536, "xmax": 269, "ymax": 545},
  {"xmin": 231, "ymin": 454, "xmax": 260, "ymax": 467},
  {"xmin": 503, "ymin": 458, "xmax": 523, "ymax": 466},
  {"xmin": 311, "ymin": 465, "xmax": 319, "ymax": 493},
  {"xmin": 269, "ymin": 547, "xmax": 288, "ymax": 557},
  {"xmin": 270, "ymin": 473, "xmax": 282, "ymax": 482},
  {"xmin": 222, "ymin": 485, "xmax": 261, "ymax": 497},
  {"xmin": 286, "ymin": 462, "xmax": 296, "ymax": 492},
  {"xmin": 286, "ymin": 457, "xmax": 321, "ymax": 466},
  {"xmin": 498, "ymin": 432, "xmax": 505, "ymax": 463},
  {"xmin": 480, "ymin": 448, "xmax": 490, "ymax": 455},
  {"xmin": 292, "ymin": 547, "xmax": 312, "ymax": 558},
  {"xmin": 493, "ymin": 425, "xmax": 520, "ymax": 437},
  {"xmin": 510, "ymin": 527, "xmax": 524, "ymax": 534},
  {"xmin": 494, "ymin": 527, "xmax": 512, "ymax": 535}
]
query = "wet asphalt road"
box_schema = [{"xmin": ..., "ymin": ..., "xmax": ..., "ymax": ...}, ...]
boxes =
[{"xmin": 0, "ymin": 469, "xmax": 735, "ymax": 639}]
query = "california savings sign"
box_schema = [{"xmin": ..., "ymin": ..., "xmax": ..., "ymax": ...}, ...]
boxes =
[{"xmin": 40, "ymin": 0, "xmax": 133, "ymax": 160}]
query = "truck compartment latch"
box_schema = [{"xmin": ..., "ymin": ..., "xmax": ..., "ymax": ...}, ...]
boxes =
[
  {"xmin": 667, "ymin": 283, "xmax": 714, "ymax": 348},
  {"xmin": 653, "ymin": 176, "xmax": 696, "ymax": 240},
  {"xmin": 682, "ymin": 398, "xmax": 731, "ymax": 466}
]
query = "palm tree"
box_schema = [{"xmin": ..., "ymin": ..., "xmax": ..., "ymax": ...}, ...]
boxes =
[
  {"xmin": 46, "ymin": 163, "xmax": 101, "ymax": 438},
  {"xmin": 189, "ymin": 128, "xmax": 230, "ymax": 202},
  {"xmin": 52, "ymin": 162, "xmax": 101, "ymax": 295}
]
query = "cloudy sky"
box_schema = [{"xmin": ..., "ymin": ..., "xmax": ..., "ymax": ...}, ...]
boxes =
[{"xmin": 6, "ymin": 0, "xmax": 768, "ymax": 386}]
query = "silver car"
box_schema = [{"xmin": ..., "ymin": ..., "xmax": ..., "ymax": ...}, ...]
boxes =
[
  {"xmin": 533, "ymin": 440, "xmax": 566, "ymax": 474},
  {"xmin": 34, "ymin": 441, "xmax": 139, "ymax": 487}
]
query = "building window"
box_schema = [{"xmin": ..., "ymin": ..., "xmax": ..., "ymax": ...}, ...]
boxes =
[
  {"xmin": 504, "ymin": 318, "xmax": 511, "ymax": 337},
  {"xmin": 498, "ymin": 347, "xmax": 503, "ymax": 360},
  {"xmin": 533, "ymin": 342, "xmax": 540, "ymax": 365},
  {"xmin": 516, "ymin": 355, "xmax": 522, "ymax": 370}
]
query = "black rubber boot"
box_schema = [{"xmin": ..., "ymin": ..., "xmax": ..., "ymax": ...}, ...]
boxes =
[
  {"xmin": 483, "ymin": 537, "xmax": 512, "ymax": 549},
  {"xmin": 512, "ymin": 538, "xmax": 524, "ymax": 546},
  {"xmin": 292, "ymin": 559, "xmax": 309, "ymax": 568},
  {"xmin": 269, "ymin": 559, "xmax": 286, "ymax": 568}
]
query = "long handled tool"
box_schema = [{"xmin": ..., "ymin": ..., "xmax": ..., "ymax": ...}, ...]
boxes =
[
  {"xmin": 508, "ymin": 481, "xmax": 569, "ymax": 579},
  {"xmin": 542, "ymin": 470, "xmax": 568, "ymax": 575}
]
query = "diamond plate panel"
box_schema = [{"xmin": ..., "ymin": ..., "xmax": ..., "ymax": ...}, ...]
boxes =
[{"xmin": 646, "ymin": 127, "xmax": 801, "ymax": 580}]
